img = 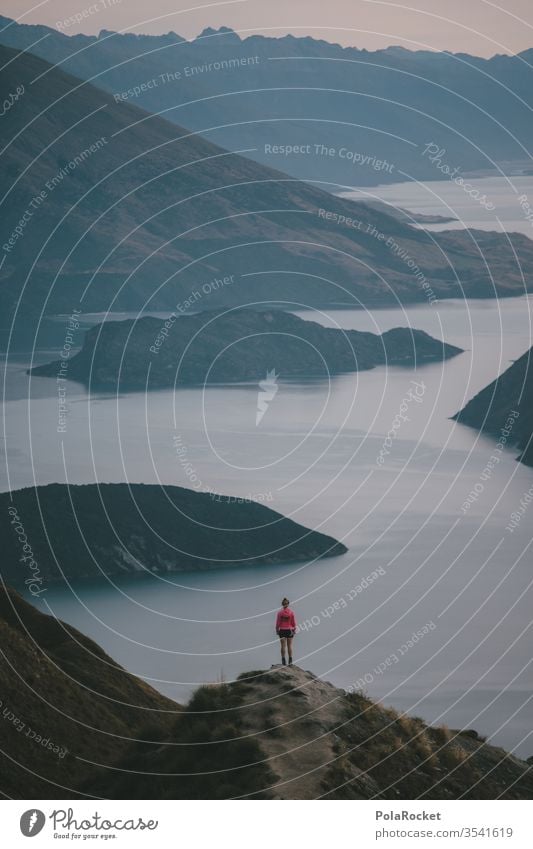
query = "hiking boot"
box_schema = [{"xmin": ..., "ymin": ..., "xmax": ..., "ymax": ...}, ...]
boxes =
[{"xmin": 281, "ymin": 657, "xmax": 286, "ymax": 665}]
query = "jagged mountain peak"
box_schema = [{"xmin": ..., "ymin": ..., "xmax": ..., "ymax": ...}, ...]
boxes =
[{"xmin": 196, "ymin": 25, "xmax": 241, "ymax": 42}]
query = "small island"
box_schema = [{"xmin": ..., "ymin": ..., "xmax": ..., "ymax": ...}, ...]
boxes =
[
  {"xmin": 452, "ymin": 345, "xmax": 533, "ymax": 466},
  {"xmin": 1, "ymin": 482, "xmax": 347, "ymax": 588},
  {"xmin": 29, "ymin": 309, "xmax": 463, "ymax": 390}
]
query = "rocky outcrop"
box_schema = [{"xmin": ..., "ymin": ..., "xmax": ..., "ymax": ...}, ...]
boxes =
[
  {"xmin": 30, "ymin": 309, "xmax": 463, "ymax": 390},
  {"xmin": 84, "ymin": 665, "xmax": 533, "ymax": 800},
  {"xmin": 2, "ymin": 593, "xmax": 531, "ymax": 800}
]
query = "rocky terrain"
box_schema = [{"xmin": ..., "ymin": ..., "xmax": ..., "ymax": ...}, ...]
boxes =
[
  {"xmin": 1, "ymin": 483, "xmax": 347, "ymax": 588},
  {"xmin": 2, "ymin": 591, "xmax": 531, "ymax": 799},
  {"xmin": 83, "ymin": 665, "xmax": 533, "ymax": 800},
  {"xmin": 453, "ymin": 346, "xmax": 533, "ymax": 466},
  {"xmin": 29, "ymin": 308, "xmax": 463, "ymax": 390}
]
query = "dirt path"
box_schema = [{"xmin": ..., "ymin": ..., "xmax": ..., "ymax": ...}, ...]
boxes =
[{"xmin": 239, "ymin": 665, "xmax": 375, "ymax": 799}]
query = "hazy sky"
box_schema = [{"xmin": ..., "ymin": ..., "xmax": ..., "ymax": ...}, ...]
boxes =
[{"xmin": 3, "ymin": 0, "xmax": 533, "ymax": 56}]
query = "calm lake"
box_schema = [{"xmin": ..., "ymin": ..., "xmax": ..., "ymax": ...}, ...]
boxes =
[
  {"xmin": 2, "ymin": 177, "xmax": 533, "ymax": 757},
  {"xmin": 342, "ymin": 174, "xmax": 533, "ymax": 237}
]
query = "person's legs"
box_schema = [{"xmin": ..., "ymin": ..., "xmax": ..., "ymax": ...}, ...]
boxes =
[
  {"xmin": 280, "ymin": 636, "xmax": 287, "ymax": 664},
  {"xmin": 287, "ymin": 637, "xmax": 294, "ymax": 664}
]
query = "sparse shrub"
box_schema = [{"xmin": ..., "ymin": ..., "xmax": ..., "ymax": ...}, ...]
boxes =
[
  {"xmin": 237, "ymin": 670, "xmax": 265, "ymax": 682},
  {"xmin": 431, "ymin": 723, "xmax": 452, "ymax": 745},
  {"xmin": 390, "ymin": 734, "xmax": 403, "ymax": 751},
  {"xmin": 83, "ymin": 676, "xmax": 276, "ymax": 799},
  {"xmin": 383, "ymin": 706, "xmax": 400, "ymax": 722},
  {"xmin": 440, "ymin": 745, "xmax": 469, "ymax": 769},
  {"xmin": 396, "ymin": 713, "xmax": 425, "ymax": 737},
  {"xmin": 413, "ymin": 732, "xmax": 438, "ymax": 767}
]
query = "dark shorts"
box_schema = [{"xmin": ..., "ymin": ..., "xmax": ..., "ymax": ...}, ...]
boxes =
[{"xmin": 278, "ymin": 629, "xmax": 293, "ymax": 638}]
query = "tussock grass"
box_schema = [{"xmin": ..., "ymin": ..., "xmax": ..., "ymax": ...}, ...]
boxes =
[{"xmin": 83, "ymin": 678, "xmax": 276, "ymax": 799}]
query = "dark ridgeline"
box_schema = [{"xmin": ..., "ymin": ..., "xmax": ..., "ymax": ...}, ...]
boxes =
[
  {"xmin": 86, "ymin": 665, "xmax": 533, "ymax": 800},
  {"xmin": 29, "ymin": 308, "xmax": 464, "ymax": 389},
  {"xmin": 1, "ymin": 483, "xmax": 347, "ymax": 587},
  {"xmin": 0, "ymin": 585, "xmax": 178, "ymax": 798},
  {"xmin": 453, "ymin": 346, "xmax": 533, "ymax": 466},
  {"xmin": 2, "ymin": 590, "xmax": 532, "ymax": 800},
  {"xmin": 1, "ymin": 41, "xmax": 533, "ymax": 337},
  {"xmin": 1, "ymin": 16, "xmax": 532, "ymax": 185}
]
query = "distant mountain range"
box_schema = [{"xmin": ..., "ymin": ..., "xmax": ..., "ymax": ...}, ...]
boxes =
[
  {"xmin": 2, "ymin": 42, "xmax": 533, "ymax": 341},
  {"xmin": 453, "ymin": 346, "xmax": 533, "ymax": 466},
  {"xmin": 29, "ymin": 308, "xmax": 463, "ymax": 390},
  {"xmin": 1, "ymin": 483, "xmax": 346, "ymax": 587},
  {"xmin": 1, "ymin": 17, "xmax": 532, "ymax": 187}
]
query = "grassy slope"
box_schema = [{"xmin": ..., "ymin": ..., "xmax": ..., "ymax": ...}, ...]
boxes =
[
  {"xmin": 2, "ymin": 44, "xmax": 533, "ymax": 323},
  {"xmin": 0, "ymin": 587, "xmax": 178, "ymax": 798},
  {"xmin": 0, "ymin": 17, "xmax": 531, "ymax": 184},
  {"xmin": 2, "ymin": 596, "xmax": 530, "ymax": 800},
  {"xmin": 85, "ymin": 666, "xmax": 533, "ymax": 800}
]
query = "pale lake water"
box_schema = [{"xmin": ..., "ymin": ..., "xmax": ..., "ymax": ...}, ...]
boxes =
[
  {"xmin": 2, "ymin": 178, "xmax": 533, "ymax": 757},
  {"xmin": 341, "ymin": 174, "xmax": 533, "ymax": 237}
]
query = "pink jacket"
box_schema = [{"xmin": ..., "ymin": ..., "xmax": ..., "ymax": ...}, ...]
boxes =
[{"xmin": 276, "ymin": 608, "xmax": 296, "ymax": 632}]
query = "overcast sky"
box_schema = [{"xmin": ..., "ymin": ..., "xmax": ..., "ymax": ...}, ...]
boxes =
[{"xmin": 3, "ymin": 0, "xmax": 533, "ymax": 56}]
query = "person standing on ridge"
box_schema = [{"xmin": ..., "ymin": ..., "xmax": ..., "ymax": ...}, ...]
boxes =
[{"xmin": 275, "ymin": 597, "xmax": 296, "ymax": 666}]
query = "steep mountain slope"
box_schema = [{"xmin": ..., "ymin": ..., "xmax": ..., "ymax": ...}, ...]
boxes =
[
  {"xmin": 1, "ymin": 43, "xmax": 533, "ymax": 340},
  {"xmin": 2, "ymin": 593, "xmax": 531, "ymax": 799},
  {"xmin": 29, "ymin": 308, "xmax": 463, "ymax": 389},
  {"xmin": 84, "ymin": 665, "xmax": 533, "ymax": 800},
  {"xmin": 453, "ymin": 346, "xmax": 533, "ymax": 466},
  {"xmin": 1, "ymin": 18, "xmax": 532, "ymax": 185},
  {"xmin": 0, "ymin": 586, "xmax": 177, "ymax": 798},
  {"xmin": 0, "ymin": 483, "xmax": 347, "ymax": 588}
]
